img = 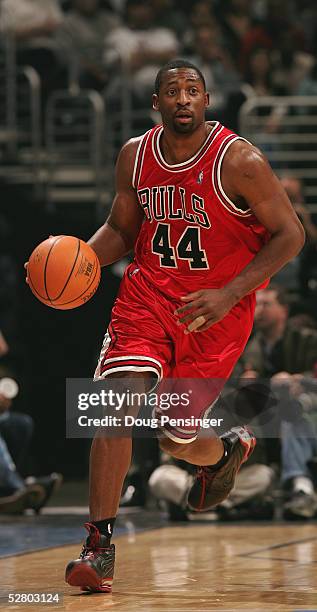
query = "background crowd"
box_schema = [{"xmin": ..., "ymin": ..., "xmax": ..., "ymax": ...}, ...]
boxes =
[
  {"xmin": 1, "ymin": 0, "xmax": 317, "ymax": 125},
  {"xmin": 0, "ymin": 0, "xmax": 317, "ymax": 520}
]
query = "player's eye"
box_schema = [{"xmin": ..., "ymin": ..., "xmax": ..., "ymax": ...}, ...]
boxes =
[
  {"xmin": 189, "ymin": 87, "xmax": 198, "ymax": 95},
  {"xmin": 167, "ymin": 88, "xmax": 176, "ymax": 96}
]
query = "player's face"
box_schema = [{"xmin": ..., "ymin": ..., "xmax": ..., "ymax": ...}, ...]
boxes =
[{"xmin": 152, "ymin": 68, "xmax": 209, "ymax": 134}]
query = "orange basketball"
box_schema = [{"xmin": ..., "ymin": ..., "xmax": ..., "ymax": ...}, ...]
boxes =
[{"xmin": 27, "ymin": 235, "xmax": 101, "ymax": 309}]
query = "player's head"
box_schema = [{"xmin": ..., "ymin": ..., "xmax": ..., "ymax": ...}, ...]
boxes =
[{"xmin": 153, "ymin": 59, "xmax": 209, "ymax": 134}]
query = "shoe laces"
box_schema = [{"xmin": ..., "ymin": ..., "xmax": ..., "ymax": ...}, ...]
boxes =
[
  {"xmin": 197, "ymin": 466, "xmax": 216, "ymax": 481},
  {"xmin": 80, "ymin": 523, "xmax": 110, "ymax": 559},
  {"xmin": 79, "ymin": 523, "xmax": 101, "ymax": 558}
]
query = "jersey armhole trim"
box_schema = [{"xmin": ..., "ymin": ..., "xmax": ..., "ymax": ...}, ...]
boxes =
[
  {"xmin": 212, "ymin": 135, "xmax": 253, "ymax": 217},
  {"xmin": 132, "ymin": 129, "xmax": 152, "ymax": 189}
]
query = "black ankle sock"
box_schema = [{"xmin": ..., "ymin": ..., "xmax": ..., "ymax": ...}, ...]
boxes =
[
  {"xmin": 91, "ymin": 517, "xmax": 116, "ymax": 545},
  {"xmin": 209, "ymin": 440, "xmax": 230, "ymax": 471}
]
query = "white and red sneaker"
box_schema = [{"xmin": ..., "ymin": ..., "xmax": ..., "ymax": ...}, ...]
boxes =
[
  {"xmin": 187, "ymin": 427, "xmax": 256, "ymax": 512},
  {"xmin": 65, "ymin": 523, "xmax": 115, "ymax": 593}
]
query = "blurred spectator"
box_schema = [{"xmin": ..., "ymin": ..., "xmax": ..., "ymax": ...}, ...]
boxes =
[
  {"xmin": 151, "ymin": 0, "xmax": 187, "ymax": 39},
  {"xmin": 280, "ymin": 176, "xmax": 317, "ymax": 244},
  {"xmin": 243, "ymin": 47, "xmax": 285, "ymax": 98},
  {"xmin": 216, "ymin": 0, "xmax": 253, "ymax": 68},
  {"xmin": 241, "ymin": 284, "xmax": 317, "ymax": 520},
  {"xmin": 0, "ymin": 0, "xmax": 65, "ymax": 105},
  {"xmin": 0, "ymin": 367, "xmax": 63, "ymax": 514},
  {"xmin": 281, "ymin": 414, "xmax": 317, "ymax": 520},
  {"xmin": 186, "ymin": 24, "xmax": 242, "ymax": 123},
  {"xmin": 242, "ymin": 285, "xmax": 317, "ymax": 375},
  {"xmin": 56, "ymin": 0, "xmax": 121, "ymax": 91},
  {"xmin": 0, "ymin": 433, "xmax": 45, "ymax": 514},
  {"xmin": 182, "ymin": 0, "xmax": 219, "ymax": 54},
  {"xmin": 273, "ymin": 175, "xmax": 317, "ymax": 294},
  {"xmin": 105, "ymin": 0, "xmax": 179, "ymax": 104},
  {"xmin": 227, "ymin": 46, "xmax": 287, "ymax": 133},
  {"xmin": 0, "ymin": 0, "xmax": 63, "ymax": 67}
]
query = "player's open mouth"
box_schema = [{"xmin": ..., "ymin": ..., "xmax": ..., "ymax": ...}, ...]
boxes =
[{"xmin": 175, "ymin": 113, "xmax": 193, "ymax": 123}]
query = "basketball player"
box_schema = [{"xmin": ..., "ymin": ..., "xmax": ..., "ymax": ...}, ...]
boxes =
[{"xmin": 65, "ymin": 60, "xmax": 305, "ymax": 592}]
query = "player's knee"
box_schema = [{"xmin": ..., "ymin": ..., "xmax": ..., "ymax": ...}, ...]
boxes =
[
  {"xmin": 159, "ymin": 436, "xmax": 187, "ymax": 458},
  {"xmin": 109, "ymin": 371, "xmax": 155, "ymax": 394}
]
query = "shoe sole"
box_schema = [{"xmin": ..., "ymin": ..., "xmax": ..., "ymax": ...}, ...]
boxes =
[{"xmin": 66, "ymin": 565, "xmax": 112, "ymax": 593}]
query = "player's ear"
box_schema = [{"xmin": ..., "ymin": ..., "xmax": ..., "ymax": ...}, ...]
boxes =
[
  {"xmin": 205, "ymin": 92, "xmax": 210, "ymax": 108},
  {"xmin": 152, "ymin": 94, "xmax": 159, "ymax": 112}
]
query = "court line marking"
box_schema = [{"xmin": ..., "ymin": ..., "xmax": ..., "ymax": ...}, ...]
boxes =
[
  {"xmin": 239, "ymin": 535, "xmax": 317, "ymax": 557},
  {"xmin": 241, "ymin": 554, "xmax": 317, "ymax": 565}
]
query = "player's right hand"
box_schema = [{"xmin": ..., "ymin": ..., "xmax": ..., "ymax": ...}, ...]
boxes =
[
  {"xmin": 24, "ymin": 261, "xmax": 29, "ymax": 284},
  {"xmin": 25, "ymin": 236, "xmax": 54, "ymax": 284}
]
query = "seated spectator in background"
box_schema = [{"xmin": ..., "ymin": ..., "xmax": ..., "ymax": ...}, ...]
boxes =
[
  {"xmin": 0, "ymin": 0, "xmax": 65, "ymax": 98},
  {"xmin": 273, "ymin": 175, "xmax": 317, "ymax": 295},
  {"xmin": 56, "ymin": 0, "xmax": 121, "ymax": 91},
  {"xmin": 0, "ymin": 367, "xmax": 62, "ymax": 514},
  {"xmin": 215, "ymin": 0, "xmax": 253, "ymax": 69},
  {"xmin": 242, "ymin": 47, "xmax": 285, "ymax": 98},
  {"xmin": 241, "ymin": 284, "xmax": 317, "ymax": 520},
  {"xmin": 239, "ymin": 0, "xmax": 307, "ymax": 78},
  {"xmin": 150, "ymin": 0, "xmax": 188, "ymax": 40},
  {"xmin": 230, "ymin": 46, "xmax": 288, "ymax": 138},
  {"xmin": 181, "ymin": 0, "xmax": 219, "ymax": 54},
  {"xmin": 105, "ymin": 0, "xmax": 179, "ymax": 104},
  {"xmin": 186, "ymin": 24, "xmax": 242, "ymax": 124}
]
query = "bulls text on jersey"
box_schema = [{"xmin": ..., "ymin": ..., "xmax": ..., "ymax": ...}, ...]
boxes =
[{"xmin": 137, "ymin": 185, "xmax": 211, "ymax": 229}]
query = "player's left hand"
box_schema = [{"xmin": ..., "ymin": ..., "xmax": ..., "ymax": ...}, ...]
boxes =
[{"xmin": 174, "ymin": 288, "xmax": 236, "ymax": 333}]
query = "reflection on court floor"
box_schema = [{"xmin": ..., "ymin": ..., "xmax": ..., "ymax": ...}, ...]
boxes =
[{"xmin": 0, "ymin": 514, "xmax": 317, "ymax": 611}]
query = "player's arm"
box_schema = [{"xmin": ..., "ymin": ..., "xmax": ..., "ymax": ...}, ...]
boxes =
[
  {"xmin": 88, "ymin": 138, "xmax": 144, "ymax": 266},
  {"xmin": 176, "ymin": 142, "xmax": 305, "ymax": 332},
  {"xmin": 219, "ymin": 141, "xmax": 305, "ymax": 300}
]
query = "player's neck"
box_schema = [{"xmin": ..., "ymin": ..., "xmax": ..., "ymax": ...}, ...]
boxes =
[{"xmin": 160, "ymin": 122, "xmax": 211, "ymax": 165}]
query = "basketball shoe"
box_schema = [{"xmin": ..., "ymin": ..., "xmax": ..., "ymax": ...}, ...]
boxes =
[
  {"xmin": 65, "ymin": 523, "xmax": 115, "ymax": 592},
  {"xmin": 187, "ymin": 426, "xmax": 256, "ymax": 512}
]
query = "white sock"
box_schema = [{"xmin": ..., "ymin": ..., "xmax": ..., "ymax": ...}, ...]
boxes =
[{"xmin": 293, "ymin": 476, "xmax": 314, "ymax": 496}]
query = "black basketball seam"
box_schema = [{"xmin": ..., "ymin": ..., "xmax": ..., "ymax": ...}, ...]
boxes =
[
  {"xmin": 28, "ymin": 272, "xmax": 49, "ymax": 303},
  {"xmin": 53, "ymin": 255, "xmax": 100, "ymax": 306},
  {"xmin": 43, "ymin": 236, "xmax": 65, "ymax": 303},
  {"xmin": 49, "ymin": 238, "xmax": 81, "ymax": 301}
]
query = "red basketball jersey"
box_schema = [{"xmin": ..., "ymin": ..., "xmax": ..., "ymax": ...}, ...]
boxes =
[{"xmin": 132, "ymin": 122, "xmax": 269, "ymax": 299}]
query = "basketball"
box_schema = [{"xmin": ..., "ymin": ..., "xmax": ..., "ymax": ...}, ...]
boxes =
[{"xmin": 27, "ymin": 235, "xmax": 101, "ymax": 309}]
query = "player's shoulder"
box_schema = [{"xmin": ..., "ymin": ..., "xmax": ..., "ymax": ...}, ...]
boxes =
[
  {"xmin": 116, "ymin": 133, "xmax": 150, "ymax": 186},
  {"xmin": 116, "ymin": 136, "xmax": 142, "ymax": 175},
  {"xmin": 224, "ymin": 138, "xmax": 269, "ymax": 177},
  {"xmin": 119, "ymin": 136, "xmax": 142, "ymax": 158},
  {"xmin": 118, "ymin": 133, "xmax": 150, "ymax": 166}
]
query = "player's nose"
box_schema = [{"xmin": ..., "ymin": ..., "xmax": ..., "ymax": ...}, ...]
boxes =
[{"xmin": 177, "ymin": 89, "xmax": 190, "ymax": 106}]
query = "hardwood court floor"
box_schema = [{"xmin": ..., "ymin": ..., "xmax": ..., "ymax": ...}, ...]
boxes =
[{"xmin": 1, "ymin": 523, "xmax": 317, "ymax": 611}]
